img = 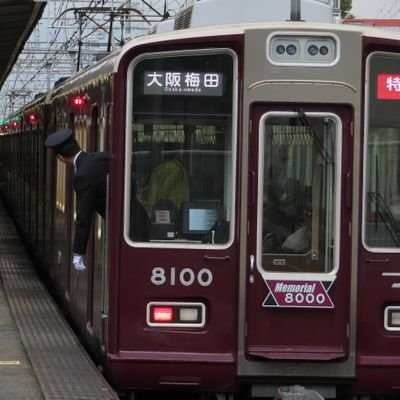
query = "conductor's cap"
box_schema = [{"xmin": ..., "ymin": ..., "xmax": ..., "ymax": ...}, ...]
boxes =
[{"xmin": 45, "ymin": 128, "xmax": 77, "ymax": 155}]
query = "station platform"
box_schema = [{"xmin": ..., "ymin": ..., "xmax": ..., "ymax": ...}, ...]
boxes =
[{"xmin": 0, "ymin": 200, "xmax": 119, "ymax": 400}]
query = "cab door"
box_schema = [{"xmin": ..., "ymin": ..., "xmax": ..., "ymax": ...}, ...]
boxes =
[{"xmin": 245, "ymin": 105, "xmax": 353, "ymax": 366}]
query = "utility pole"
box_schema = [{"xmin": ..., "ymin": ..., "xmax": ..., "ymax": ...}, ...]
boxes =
[{"xmin": 76, "ymin": 10, "xmax": 84, "ymax": 71}]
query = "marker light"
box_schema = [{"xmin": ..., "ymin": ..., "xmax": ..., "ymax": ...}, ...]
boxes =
[
  {"xmin": 385, "ymin": 306, "xmax": 400, "ymax": 331},
  {"xmin": 179, "ymin": 308, "xmax": 199, "ymax": 322},
  {"xmin": 72, "ymin": 96, "xmax": 85, "ymax": 106},
  {"xmin": 308, "ymin": 45, "xmax": 319, "ymax": 56},
  {"xmin": 269, "ymin": 34, "xmax": 337, "ymax": 66},
  {"xmin": 153, "ymin": 307, "xmax": 173, "ymax": 322},
  {"xmin": 12, "ymin": 121, "xmax": 20, "ymax": 128},
  {"xmin": 286, "ymin": 44, "xmax": 297, "ymax": 55},
  {"xmin": 28, "ymin": 113, "xmax": 37, "ymax": 123},
  {"xmin": 320, "ymin": 45, "xmax": 329, "ymax": 55},
  {"xmin": 391, "ymin": 313, "xmax": 400, "ymax": 325},
  {"xmin": 147, "ymin": 302, "xmax": 205, "ymax": 327},
  {"xmin": 276, "ymin": 44, "xmax": 286, "ymax": 55}
]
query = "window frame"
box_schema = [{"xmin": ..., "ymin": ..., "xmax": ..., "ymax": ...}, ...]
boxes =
[
  {"xmin": 123, "ymin": 48, "xmax": 238, "ymax": 249},
  {"xmin": 363, "ymin": 51, "xmax": 400, "ymax": 253},
  {"xmin": 256, "ymin": 111, "xmax": 343, "ymax": 278}
]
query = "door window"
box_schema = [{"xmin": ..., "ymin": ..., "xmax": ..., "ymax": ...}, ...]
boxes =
[{"xmin": 259, "ymin": 112, "xmax": 340, "ymax": 273}]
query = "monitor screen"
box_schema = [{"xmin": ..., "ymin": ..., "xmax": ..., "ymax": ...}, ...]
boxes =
[{"xmin": 182, "ymin": 202, "xmax": 224, "ymax": 235}]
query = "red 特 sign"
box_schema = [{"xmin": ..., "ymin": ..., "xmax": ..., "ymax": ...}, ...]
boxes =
[
  {"xmin": 377, "ymin": 74, "xmax": 400, "ymax": 100},
  {"xmin": 263, "ymin": 279, "xmax": 335, "ymax": 309}
]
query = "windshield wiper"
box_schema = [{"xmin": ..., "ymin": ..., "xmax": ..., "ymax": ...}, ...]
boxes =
[
  {"xmin": 368, "ymin": 191, "xmax": 400, "ymax": 247},
  {"xmin": 296, "ymin": 107, "xmax": 334, "ymax": 164}
]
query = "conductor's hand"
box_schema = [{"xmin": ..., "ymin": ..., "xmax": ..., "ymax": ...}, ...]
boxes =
[{"xmin": 73, "ymin": 254, "xmax": 86, "ymax": 271}]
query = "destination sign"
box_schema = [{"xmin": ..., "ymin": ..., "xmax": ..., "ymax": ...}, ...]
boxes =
[
  {"xmin": 143, "ymin": 71, "xmax": 224, "ymax": 96},
  {"xmin": 377, "ymin": 73, "xmax": 400, "ymax": 100}
]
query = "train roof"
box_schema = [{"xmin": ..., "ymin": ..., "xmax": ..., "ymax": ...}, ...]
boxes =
[
  {"xmin": 115, "ymin": 20, "xmax": 400, "ymax": 71},
  {"xmin": 151, "ymin": 0, "xmax": 336, "ymax": 32},
  {"xmin": 51, "ymin": 51, "xmax": 119, "ymax": 99},
  {"xmin": 11, "ymin": 20, "xmax": 400, "ymax": 115}
]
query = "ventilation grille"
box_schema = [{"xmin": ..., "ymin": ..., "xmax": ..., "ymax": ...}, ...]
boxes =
[{"xmin": 174, "ymin": 5, "xmax": 194, "ymax": 30}]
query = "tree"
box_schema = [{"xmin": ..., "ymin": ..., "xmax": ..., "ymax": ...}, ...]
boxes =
[{"xmin": 341, "ymin": 0, "xmax": 354, "ymax": 19}]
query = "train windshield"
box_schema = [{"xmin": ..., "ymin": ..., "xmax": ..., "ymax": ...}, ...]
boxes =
[
  {"xmin": 260, "ymin": 113, "xmax": 340, "ymax": 273},
  {"xmin": 365, "ymin": 53, "xmax": 400, "ymax": 249},
  {"xmin": 125, "ymin": 51, "xmax": 235, "ymax": 246}
]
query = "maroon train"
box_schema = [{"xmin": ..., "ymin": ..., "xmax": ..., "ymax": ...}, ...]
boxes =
[{"xmin": 2, "ymin": 10, "xmax": 400, "ymax": 400}]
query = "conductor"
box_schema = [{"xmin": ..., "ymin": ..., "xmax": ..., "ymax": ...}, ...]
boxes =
[{"xmin": 45, "ymin": 128, "xmax": 110, "ymax": 271}]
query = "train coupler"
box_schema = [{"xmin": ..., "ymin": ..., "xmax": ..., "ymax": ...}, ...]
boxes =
[{"xmin": 275, "ymin": 385, "xmax": 325, "ymax": 400}]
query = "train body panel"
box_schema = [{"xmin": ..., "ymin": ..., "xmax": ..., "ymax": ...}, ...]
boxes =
[
  {"xmin": 3, "ymin": 15, "xmax": 400, "ymax": 399},
  {"xmin": 235, "ymin": 26, "xmax": 362, "ymax": 388}
]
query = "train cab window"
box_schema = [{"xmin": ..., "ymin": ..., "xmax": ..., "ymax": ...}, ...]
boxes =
[
  {"xmin": 365, "ymin": 53, "xmax": 400, "ymax": 250},
  {"xmin": 125, "ymin": 51, "xmax": 236, "ymax": 246},
  {"xmin": 260, "ymin": 113, "xmax": 340, "ymax": 273}
]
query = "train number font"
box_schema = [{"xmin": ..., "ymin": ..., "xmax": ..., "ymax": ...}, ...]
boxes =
[{"xmin": 151, "ymin": 267, "xmax": 213, "ymax": 287}]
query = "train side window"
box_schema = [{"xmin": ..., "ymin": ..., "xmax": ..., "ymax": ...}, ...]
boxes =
[
  {"xmin": 125, "ymin": 51, "xmax": 236, "ymax": 246},
  {"xmin": 260, "ymin": 113, "xmax": 340, "ymax": 273},
  {"xmin": 364, "ymin": 52, "xmax": 400, "ymax": 251}
]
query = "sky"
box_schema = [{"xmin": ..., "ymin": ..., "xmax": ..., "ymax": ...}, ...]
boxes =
[{"xmin": 351, "ymin": 0, "xmax": 395, "ymax": 18}]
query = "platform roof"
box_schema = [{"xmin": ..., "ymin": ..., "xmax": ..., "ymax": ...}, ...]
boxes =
[{"xmin": 0, "ymin": 1, "xmax": 47, "ymax": 90}]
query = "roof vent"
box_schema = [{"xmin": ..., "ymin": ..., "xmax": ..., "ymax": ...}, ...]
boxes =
[{"xmin": 174, "ymin": 5, "xmax": 194, "ymax": 30}]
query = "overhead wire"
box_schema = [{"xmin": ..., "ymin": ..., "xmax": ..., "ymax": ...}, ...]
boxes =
[
  {"xmin": 376, "ymin": 0, "xmax": 396, "ymax": 18},
  {"xmin": 21, "ymin": 0, "xmax": 109, "ymax": 90},
  {"xmin": 1, "ymin": 0, "xmax": 180, "ymax": 115},
  {"xmin": 3, "ymin": 0, "xmax": 104, "ymax": 113}
]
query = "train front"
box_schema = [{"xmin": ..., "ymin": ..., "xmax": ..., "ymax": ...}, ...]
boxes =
[
  {"xmin": 106, "ymin": 33, "xmax": 240, "ymax": 396},
  {"xmin": 105, "ymin": 19, "xmax": 400, "ymax": 399}
]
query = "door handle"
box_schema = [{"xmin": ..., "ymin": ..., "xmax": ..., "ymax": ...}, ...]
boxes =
[
  {"xmin": 250, "ymin": 255, "xmax": 255, "ymax": 272},
  {"xmin": 249, "ymin": 255, "xmax": 255, "ymax": 284},
  {"xmin": 204, "ymin": 255, "xmax": 230, "ymax": 261},
  {"xmin": 366, "ymin": 258, "xmax": 390, "ymax": 264}
]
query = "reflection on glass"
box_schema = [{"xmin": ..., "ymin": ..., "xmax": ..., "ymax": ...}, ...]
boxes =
[
  {"xmin": 365, "ymin": 53, "xmax": 400, "ymax": 249},
  {"xmin": 262, "ymin": 115, "xmax": 337, "ymax": 273},
  {"xmin": 365, "ymin": 128, "xmax": 400, "ymax": 248},
  {"xmin": 127, "ymin": 53, "xmax": 234, "ymax": 245}
]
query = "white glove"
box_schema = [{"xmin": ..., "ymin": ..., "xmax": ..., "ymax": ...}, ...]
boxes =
[{"xmin": 73, "ymin": 254, "xmax": 86, "ymax": 271}]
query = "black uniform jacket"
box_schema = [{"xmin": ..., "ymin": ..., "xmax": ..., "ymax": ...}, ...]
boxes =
[{"xmin": 73, "ymin": 151, "xmax": 110, "ymax": 255}]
